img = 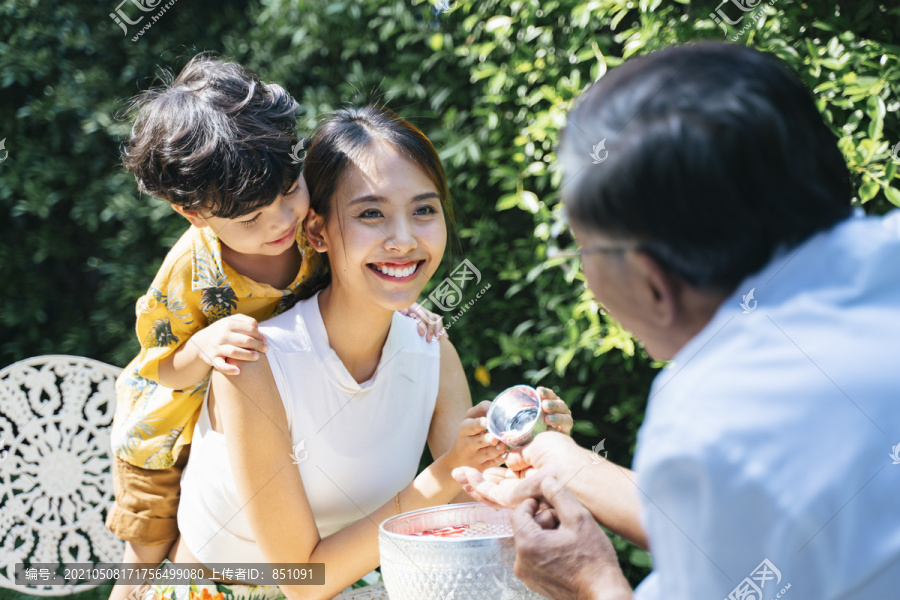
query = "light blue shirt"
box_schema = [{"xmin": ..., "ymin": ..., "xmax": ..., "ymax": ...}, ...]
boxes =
[{"xmin": 633, "ymin": 210, "xmax": 900, "ymax": 600}]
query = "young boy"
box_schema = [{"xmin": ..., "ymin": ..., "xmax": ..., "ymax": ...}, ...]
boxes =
[{"xmin": 107, "ymin": 53, "xmax": 442, "ymax": 600}]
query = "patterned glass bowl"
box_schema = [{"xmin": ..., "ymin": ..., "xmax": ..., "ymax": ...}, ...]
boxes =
[{"xmin": 378, "ymin": 503, "xmax": 543, "ymax": 600}]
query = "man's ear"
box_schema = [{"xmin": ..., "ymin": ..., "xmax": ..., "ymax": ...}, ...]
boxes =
[
  {"xmin": 304, "ymin": 208, "xmax": 328, "ymax": 252},
  {"xmin": 171, "ymin": 204, "xmax": 209, "ymax": 229},
  {"xmin": 628, "ymin": 251, "xmax": 680, "ymax": 328}
]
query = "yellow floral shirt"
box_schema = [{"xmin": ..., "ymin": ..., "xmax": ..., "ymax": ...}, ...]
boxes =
[{"xmin": 111, "ymin": 225, "xmax": 326, "ymax": 469}]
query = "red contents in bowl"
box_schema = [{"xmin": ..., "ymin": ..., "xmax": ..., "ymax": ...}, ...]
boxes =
[{"xmin": 413, "ymin": 524, "xmax": 471, "ymax": 538}]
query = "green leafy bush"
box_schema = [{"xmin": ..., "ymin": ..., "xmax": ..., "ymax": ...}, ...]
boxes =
[{"xmin": 2, "ymin": 0, "xmax": 898, "ymax": 590}]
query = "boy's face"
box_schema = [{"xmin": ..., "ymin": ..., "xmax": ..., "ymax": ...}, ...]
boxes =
[
  {"xmin": 178, "ymin": 174, "xmax": 311, "ymax": 257},
  {"xmin": 307, "ymin": 141, "xmax": 447, "ymax": 312}
]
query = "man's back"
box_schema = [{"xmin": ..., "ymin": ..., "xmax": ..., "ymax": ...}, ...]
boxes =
[{"xmin": 633, "ymin": 210, "xmax": 900, "ymax": 599}]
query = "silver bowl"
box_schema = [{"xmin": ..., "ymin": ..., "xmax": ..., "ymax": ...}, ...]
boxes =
[
  {"xmin": 486, "ymin": 385, "xmax": 546, "ymax": 449},
  {"xmin": 378, "ymin": 503, "xmax": 543, "ymax": 600}
]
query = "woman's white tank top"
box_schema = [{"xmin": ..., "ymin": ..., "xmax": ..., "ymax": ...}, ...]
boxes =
[{"xmin": 178, "ymin": 293, "xmax": 441, "ymax": 563}]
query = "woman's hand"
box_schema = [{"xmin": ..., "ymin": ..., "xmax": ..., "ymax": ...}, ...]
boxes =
[
  {"xmin": 443, "ymin": 400, "xmax": 507, "ymax": 471},
  {"xmin": 538, "ymin": 387, "xmax": 574, "ymax": 435}
]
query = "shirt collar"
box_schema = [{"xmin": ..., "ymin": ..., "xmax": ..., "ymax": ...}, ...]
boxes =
[
  {"xmin": 300, "ymin": 292, "xmax": 405, "ymax": 394},
  {"xmin": 190, "ymin": 226, "xmax": 319, "ymax": 297},
  {"xmin": 190, "ymin": 226, "xmax": 229, "ymax": 292}
]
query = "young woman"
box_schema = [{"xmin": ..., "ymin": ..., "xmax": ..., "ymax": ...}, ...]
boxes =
[{"xmin": 160, "ymin": 106, "xmax": 573, "ymax": 600}]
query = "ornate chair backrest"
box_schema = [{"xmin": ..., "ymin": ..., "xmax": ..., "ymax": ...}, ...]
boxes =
[{"xmin": 0, "ymin": 355, "xmax": 125, "ymax": 595}]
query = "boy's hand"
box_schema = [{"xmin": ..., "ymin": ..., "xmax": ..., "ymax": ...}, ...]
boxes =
[
  {"xmin": 399, "ymin": 303, "xmax": 446, "ymax": 342},
  {"xmin": 190, "ymin": 314, "xmax": 268, "ymax": 376},
  {"xmin": 444, "ymin": 401, "xmax": 507, "ymax": 471},
  {"xmin": 537, "ymin": 387, "xmax": 574, "ymax": 435}
]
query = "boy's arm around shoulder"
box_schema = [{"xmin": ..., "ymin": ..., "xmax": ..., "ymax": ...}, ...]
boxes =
[
  {"xmin": 158, "ymin": 313, "xmax": 267, "ymax": 389},
  {"xmin": 136, "ymin": 229, "xmax": 267, "ymax": 390}
]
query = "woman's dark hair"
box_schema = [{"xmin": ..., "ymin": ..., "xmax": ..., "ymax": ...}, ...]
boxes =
[
  {"xmin": 303, "ymin": 105, "xmax": 454, "ymax": 227},
  {"xmin": 560, "ymin": 42, "xmax": 852, "ymax": 291},
  {"xmin": 122, "ymin": 52, "xmax": 300, "ymax": 219}
]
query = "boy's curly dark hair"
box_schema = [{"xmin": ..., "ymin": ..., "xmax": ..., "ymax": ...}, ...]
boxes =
[{"xmin": 123, "ymin": 52, "xmax": 301, "ymax": 219}]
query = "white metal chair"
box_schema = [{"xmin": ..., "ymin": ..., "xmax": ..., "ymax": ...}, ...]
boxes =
[
  {"xmin": 0, "ymin": 355, "xmax": 125, "ymax": 596},
  {"xmin": 0, "ymin": 355, "xmax": 391, "ymax": 599}
]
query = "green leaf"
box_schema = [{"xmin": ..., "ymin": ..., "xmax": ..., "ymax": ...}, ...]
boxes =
[
  {"xmin": 572, "ymin": 419, "xmax": 599, "ymax": 436},
  {"xmin": 610, "ymin": 8, "xmax": 629, "ymax": 31},
  {"xmin": 820, "ymin": 58, "xmax": 849, "ymax": 70},
  {"xmin": 519, "ymin": 190, "xmax": 540, "ymax": 214},
  {"xmin": 496, "ymin": 193, "xmax": 519, "ymax": 211},
  {"xmin": 885, "ymin": 186, "xmax": 900, "ymax": 208},
  {"xmin": 865, "ymin": 95, "xmax": 885, "ymax": 140},
  {"xmin": 629, "ymin": 548, "xmax": 653, "ymax": 568},
  {"xmin": 811, "ymin": 20, "xmax": 838, "ymax": 32},
  {"xmin": 866, "ymin": 95, "xmax": 886, "ymax": 121},
  {"xmin": 554, "ymin": 345, "xmax": 577, "ymax": 375},
  {"xmin": 858, "ymin": 181, "xmax": 879, "ymax": 203},
  {"xmin": 485, "ymin": 15, "xmax": 512, "ymax": 34}
]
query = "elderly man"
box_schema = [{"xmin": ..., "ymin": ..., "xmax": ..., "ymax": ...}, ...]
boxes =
[{"xmin": 455, "ymin": 42, "xmax": 900, "ymax": 599}]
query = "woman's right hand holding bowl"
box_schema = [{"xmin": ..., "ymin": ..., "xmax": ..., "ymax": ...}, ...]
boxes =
[{"xmin": 443, "ymin": 400, "xmax": 508, "ymax": 472}]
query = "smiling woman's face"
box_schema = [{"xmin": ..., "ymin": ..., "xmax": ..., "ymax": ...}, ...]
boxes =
[{"xmin": 311, "ymin": 140, "xmax": 447, "ymax": 311}]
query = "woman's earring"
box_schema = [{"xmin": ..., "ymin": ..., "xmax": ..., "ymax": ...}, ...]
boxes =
[{"xmin": 317, "ymin": 241, "xmax": 323, "ymax": 246}]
